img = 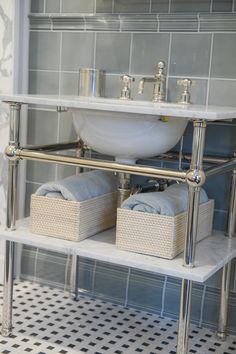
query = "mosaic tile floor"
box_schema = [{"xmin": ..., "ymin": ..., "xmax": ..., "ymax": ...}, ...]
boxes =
[{"xmin": 0, "ymin": 282, "xmax": 235, "ymax": 353}]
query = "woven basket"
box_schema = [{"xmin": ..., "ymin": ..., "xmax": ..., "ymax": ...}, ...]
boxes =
[
  {"xmin": 30, "ymin": 192, "xmax": 117, "ymax": 241},
  {"xmin": 116, "ymin": 199, "xmax": 214, "ymax": 259}
]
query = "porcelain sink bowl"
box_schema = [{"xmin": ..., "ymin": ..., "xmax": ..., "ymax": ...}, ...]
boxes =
[{"xmin": 72, "ymin": 107, "xmax": 187, "ymax": 164}]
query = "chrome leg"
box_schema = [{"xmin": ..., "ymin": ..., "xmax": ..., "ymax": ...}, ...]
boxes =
[
  {"xmin": 2, "ymin": 103, "xmax": 21, "ymax": 337},
  {"xmin": 177, "ymin": 120, "xmax": 207, "ymax": 354},
  {"xmin": 216, "ymin": 168, "xmax": 236, "ymax": 341},
  {"xmin": 216, "ymin": 262, "xmax": 232, "ymax": 341},
  {"xmin": 69, "ymin": 144, "xmax": 85, "ymax": 300}
]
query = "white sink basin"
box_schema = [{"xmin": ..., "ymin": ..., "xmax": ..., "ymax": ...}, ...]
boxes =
[{"xmin": 73, "ymin": 108, "xmax": 188, "ymax": 164}]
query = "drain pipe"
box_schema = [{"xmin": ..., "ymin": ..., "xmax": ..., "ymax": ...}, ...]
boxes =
[{"xmin": 117, "ymin": 173, "xmax": 131, "ymax": 207}]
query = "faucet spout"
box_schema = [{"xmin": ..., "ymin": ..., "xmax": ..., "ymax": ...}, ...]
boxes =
[
  {"xmin": 138, "ymin": 61, "xmax": 167, "ymax": 103},
  {"xmin": 138, "ymin": 77, "xmax": 155, "ymax": 94}
]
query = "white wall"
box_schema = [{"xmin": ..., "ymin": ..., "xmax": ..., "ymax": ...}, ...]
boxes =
[
  {"xmin": 0, "ymin": 0, "xmax": 14, "ymax": 283},
  {"xmin": 0, "ymin": 0, "xmax": 29, "ymax": 283}
]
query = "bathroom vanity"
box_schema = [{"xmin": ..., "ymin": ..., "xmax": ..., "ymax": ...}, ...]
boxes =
[{"xmin": 0, "ymin": 94, "xmax": 236, "ymax": 354}]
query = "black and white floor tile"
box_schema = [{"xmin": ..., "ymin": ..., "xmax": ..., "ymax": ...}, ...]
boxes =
[{"xmin": 0, "ymin": 282, "xmax": 235, "ymax": 353}]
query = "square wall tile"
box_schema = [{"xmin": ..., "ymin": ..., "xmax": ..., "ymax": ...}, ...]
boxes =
[
  {"xmin": 59, "ymin": 111, "xmax": 77, "ymax": 141},
  {"xmin": 60, "ymin": 72, "xmax": 79, "ymax": 95},
  {"xmin": 29, "ymin": 71, "xmax": 59, "ymax": 95},
  {"xmin": 96, "ymin": 0, "xmax": 112, "ymax": 12},
  {"xmin": 170, "ymin": 33, "xmax": 211, "ymax": 77},
  {"xmin": 61, "ymin": 32, "xmax": 95, "ymax": 72},
  {"xmin": 151, "ymin": 0, "xmax": 169, "ymax": 13},
  {"xmin": 29, "ymin": 32, "xmax": 60, "ymax": 70},
  {"xmin": 96, "ymin": 33, "xmax": 131, "ymax": 73},
  {"xmin": 170, "ymin": 0, "xmax": 211, "ymax": 12},
  {"xmin": 94, "ymin": 262, "xmax": 128, "ymax": 303},
  {"xmin": 168, "ymin": 78, "xmax": 207, "ymax": 105},
  {"xmin": 114, "ymin": 0, "xmax": 150, "ymax": 13},
  {"xmin": 127, "ymin": 270, "xmax": 164, "ymax": 312},
  {"xmin": 204, "ymin": 172, "xmax": 232, "ymax": 211},
  {"xmin": 31, "ymin": 0, "xmax": 44, "ymax": 13},
  {"xmin": 27, "ymin": 160, "xmax": 56, "ymax": 184},
  {"xmin": 46, "ymin": 0, "xmax": 61, "ymax": 12},
  {"xmin": 213, "ymin": 209, "xmax": 228, "ymax": 231},
  {"xmin": 25, "ymin": 182, "xmax": 41, "ymax": 216},
  {"xmin": 211, "ymin": 34, "xmax": 236, "ymax": 79},
  {"xmin": 61, "ymin": 0, "xmax": 94, "ymax": 13},
  {"xmin": 212, "ymin": 0, "xmax": 233, "ymax": 12},
  {"xmin": 209, "ymin": 80, "xmax": 236, "ymax": 107},
  {"xmin": 131, "ymin": 33, "xmax": 170, "ymax": 75},
  {"xmin": 27, "ymin": 109, "xmax": 58, "ymax": 145},
  {"xmin": 105, "ymin": 74, "xmax": 122, "ymax": 98},
  {"xmin": 204, "ymin": 123, "xmax": 236, "ymax": 157}
]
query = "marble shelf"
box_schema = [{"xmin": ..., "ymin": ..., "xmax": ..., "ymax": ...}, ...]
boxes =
[
  {"xmin": 0, "ymin": 94, "xmax": 236, "ymax": 120},
  {"xmin": 1, "ymin": 218, "xmax": 236, "ymax": 283}
]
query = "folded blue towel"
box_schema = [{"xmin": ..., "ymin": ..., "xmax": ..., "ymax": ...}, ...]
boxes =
[
  {"xmin": 121, "ymin": 183, "xmax": 208, "ymax": 216},
  {"xmin": 35, "ymin": 170, "xmax": 117, "ymax": 201}
]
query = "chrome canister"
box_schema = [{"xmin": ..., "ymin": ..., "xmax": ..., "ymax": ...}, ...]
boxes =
[{"xmin": 78, "ymin": 68, "xmax": 105, "ymax": 97}]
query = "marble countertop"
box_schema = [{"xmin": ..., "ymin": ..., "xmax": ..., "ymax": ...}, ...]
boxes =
[
  {"xmin": 1, "ymin": 218, "xmax": 236, "ymax": 283},
  {"xmin": 0, "ymin": 94, "xmax": 236, "ymax": 120}
]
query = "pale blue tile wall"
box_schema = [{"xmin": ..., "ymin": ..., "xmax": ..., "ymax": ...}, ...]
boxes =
[{"xmin": 24, "ymin": 0, "xmax": 236, "ymax": 332}]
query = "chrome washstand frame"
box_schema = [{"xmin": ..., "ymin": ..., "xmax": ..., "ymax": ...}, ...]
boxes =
[{"xmin": 1, "ymin": 102, "xmax": 236, "ymax": 354}]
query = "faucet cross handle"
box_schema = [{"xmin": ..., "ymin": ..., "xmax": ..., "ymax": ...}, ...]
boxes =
[
  {"xmin": 177, "ymin": 78, "xmax": 196, "ymax": 104},
  {"xmin": 156, "ymin": 61, "xmax": 165, "ymax": 74},
  {"xmin": 120, "ymin": 74, "xmax": 135, "ymax": 100}
]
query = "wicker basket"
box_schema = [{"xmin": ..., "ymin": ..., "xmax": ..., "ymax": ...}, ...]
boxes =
[
  {"xmin": 116, "ymin": 199, "xmax": 214, "ymax": 259},
  {"xmin": 30, "ymin": 192, "xmax": 117, "ymax": 241}
]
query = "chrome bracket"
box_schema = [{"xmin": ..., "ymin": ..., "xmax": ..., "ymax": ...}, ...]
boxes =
[{"xmin": 5, "ymin": 145, "xmax": 20, "ymax": 162}]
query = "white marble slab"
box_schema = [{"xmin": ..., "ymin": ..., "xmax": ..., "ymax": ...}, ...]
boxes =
[
  {"xmin": 1, "ymin": 218, "xmax": 236, "ymax": 283},
  {"xmin": 0, "ymin": 94, "xmax": 236, "ymax": 120}
]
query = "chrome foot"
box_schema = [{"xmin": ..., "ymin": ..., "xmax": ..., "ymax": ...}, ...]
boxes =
[
  {"xmin": 216, "ymin": 330, "xmax": 227, "ymax": 341},
  {"xmin": 1, "ymin": 326, "xmax": 12, "ymax": 337}
]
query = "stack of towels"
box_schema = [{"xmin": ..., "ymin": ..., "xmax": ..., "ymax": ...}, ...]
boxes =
[
  {"xmin": 121, "ymin": 183, "xmax": 208, "ymax": 216},
  {"xmin": 35, "ymin": 170, "xmax": 117, "ymax": 201}
]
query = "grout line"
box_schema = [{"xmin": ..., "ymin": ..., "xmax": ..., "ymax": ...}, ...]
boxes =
[
  {"xmin": 233, "ymin": 262, "xmax": 236, "ymax": 292},
  {"xmin": 112, "ymin": 0, "xmax": 115, "ymax": 14},
  {"xmin": 91, "ymin": 260, "xmax": 97, "ymax": 297},
  {"xmin": 64, "ymin": 254, "xmax": 71, "ymax": 291},
  {"xmin": 160, "ymin": 276, "xmax": 168, "ymax": 317},
  {"xmin": 124, "ymin": 268, "xmax": 131, "ymax": 307},
  {"xmin": 233, "ymin": 0, "xmax": 235, "ymax": 11},
  {"xmin": 43, "ymin": 0, "xmax": 46, "ymax": 13},
  {"xmin": 93, "ymin": 32, "xmax": 97, "ymax": 68},
  {"xmin": 198, "ymin": 285, "xmax": 207, "ymax": 328},
  {"xmin": 168, "ymin": 0, "xmax": 171, "ymax": 13},
  {"xmin": 210, "ymin": 0, "xmax": 213, "ymax": 13},
  {"xmin": 149, "ymin": 0, "xmax": 152, "ymax": 14},
  {"xmin": 206, "ymin": 33, "xmax": 214, "ymax": 106},
  {"xmin": 27, "ymin": 69, "xmax": 236, "ymax": 82},
  {"xmin": 197, "ymin": 13, "xmax": 200, "ymax": 32},
  {"xmin": 166, "ymin": 32, "xmax": 172, "ymax": 100},
  {"xmin": 33, "ymin": 248, "xmax": 39, "ymax": 283},
  {"xmin": 29, "ymin": 28, "xmax": 236, "ymax": 35},
  {"xmin": 128, "ymin": 33, "xmax": 133, "ymax": 75},
  {"xmin": 94, "ymin": 0, "xmax": 97, "ymax": 13},
  {"xmin": 55, "ymin": 31, "xmax": 63, "ymax": 181},
  {"xmin": 60, "ymin": 0, "xmax": 62, "ymax": 13},
  {"xmin": 26, "ymin": 180, "xmax": 42, "ymax": 186}
]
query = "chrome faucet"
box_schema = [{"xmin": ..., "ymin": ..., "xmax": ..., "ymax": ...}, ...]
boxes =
[
  {"xmin": 119, "ymin": 74, "xmax": 135, "ymax": 100},
  {"xmin": 138, "ymin": 61, "xmax": 166, "ymax": 103},
  {"xmin": 177, "ymin": 78, "xmax": 195, "ymax": 104}
]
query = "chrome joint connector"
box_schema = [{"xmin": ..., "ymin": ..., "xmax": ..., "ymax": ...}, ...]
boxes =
[
  {"xmin": 186, "ymin": 169, "xmax": 206, "ymax": 187},
  {"xmin": 5, "ymin": 145, "xmax": 20, "ymax": 162}
]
